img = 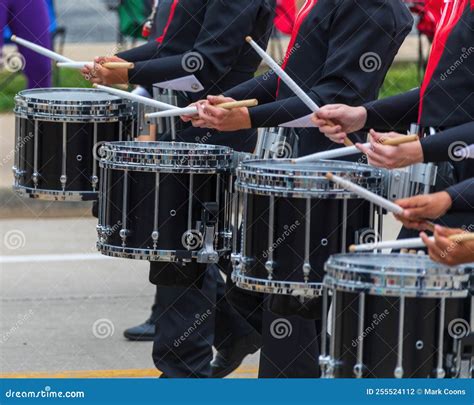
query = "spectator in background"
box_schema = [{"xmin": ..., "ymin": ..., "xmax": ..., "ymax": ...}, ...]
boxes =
[{"xmin": 0, "ymin": 0, "xmax": 52, "ymax": 88}]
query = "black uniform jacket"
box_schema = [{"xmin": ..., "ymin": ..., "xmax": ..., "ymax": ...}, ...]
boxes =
[
  {"xmin": 117, "ymin": 0, "xmax": 275, "ymax": 152},
  {"xmin": 363, "ymin": 0, "xmax": 474, "ymax": 186},
  {"xmin": 225, "ymin": 0, "xmax": 413, "ymax": 155}
]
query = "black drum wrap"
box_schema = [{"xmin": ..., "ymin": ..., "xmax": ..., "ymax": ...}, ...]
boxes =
[
  {"xmin": 322, "ymin": 253, "xmax": 471, "ymax": 379},
  {"xmin": 97, "ymin": 141, "xmax": 236, "ymax": 263},
  {"xmin": 231, "ymin": 159, "xmax": 385, "ymax": 299},
  {"xmin": 13, "ymin": 88, "xmax": 136, "ymax": 201}
]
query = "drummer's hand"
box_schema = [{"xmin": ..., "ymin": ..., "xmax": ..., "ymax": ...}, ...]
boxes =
[
  {"xmin": 355, "ymin": 130, "xmax": 424, "ymax": 169},
  {"xmin": 180, "ymin": 102, "xmax": 199, "ymax": 123},
  {"xmin": 394, "ymin": 192, "xmax": 452, "ymax": 230},
  {"xmin": 420, "ymin": 225, "xmax": 474, "ymax": 265},
  {"xmin": 191, "ymin": 95, "xmax": 251, "ymax": 131},
  {"xmin": 312, "ymin": 104, "xmax": 367, "ymax": 144},
  {"xmin": 81, "ymin": 56, "xmax": 129, "ymax": 85}
]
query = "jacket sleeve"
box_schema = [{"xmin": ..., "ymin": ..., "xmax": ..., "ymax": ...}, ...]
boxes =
[
  {"xmin": 421, "ymin": 121, "xmax": 474, "ymax": 163},
  {"xmin": 248, "ymin": 0, "xmax": 411, "ymax": 128},
  {"xmin": 224, "ymin": 73, "xmax": 279, "ymax": 106},
  {"xmin": 446, "ymin": 178, "xmax": 474, "ymax": 212},
  {"xmin": 363, "ymin": 88, "xmax": 420, "ymax": 131},
  {"xmin": 124, "ymin": 0, "xmax": 270, "ymax": 87},
  {"xmin": 116, "ymin": 41, "xmax": 160, "ymax": 63}
]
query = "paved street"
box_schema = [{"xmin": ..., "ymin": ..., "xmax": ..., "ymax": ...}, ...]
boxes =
[{"xmin": 0, "ymin": 217, "xmax": 259, "ymax": 378}]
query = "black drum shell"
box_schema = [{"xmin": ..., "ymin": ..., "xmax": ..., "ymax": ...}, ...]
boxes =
[
  {"xmin": 16, "ymin": 117, "xmax": 133, "ymax": 198},
  {"xmin": 242, "ymin": 193, "xmax": 372, "ymax": 284},
  {"xmin": 101, "ymin": 167, "xmax": 228, "ymax": 256},
  {"xmin": 332, "ymin": 291, "xmax": 469, "ymax": 378}
]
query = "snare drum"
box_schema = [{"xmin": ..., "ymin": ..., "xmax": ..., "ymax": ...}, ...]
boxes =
[
  {"xmin": 13, "ymin": 88, "xmax": 136, "ymax": 201},
  {"xmin": 97, "ymin": 141, "xmax": 236, "ymax": 263},
  {"xmin": 231, "ymin": 160, "xmax": 385, "ymax": 298},
  {"xmin": 322, "ymin": 253, "xmax": 471, "ymax": 378}
]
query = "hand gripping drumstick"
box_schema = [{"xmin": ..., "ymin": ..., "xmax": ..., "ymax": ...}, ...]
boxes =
[
  {"xmin": 245, "ymin": 36, "xmax": 353, "ymax": 147},
  {"xmin": 145, "ymin": 99, "xmax": 259, "ymax": 119},
  {"xmin": 294, "ymin": 134, "xmax": 419, "ymax": 163},
  {"xmin": 57, "ymin": 61, "xmax": 135, "ymax": 70},
  {"xmin": 11, "ymin": 35, "xmax": 73, "ymax": 63},
  {"xmin": 325, "ymin": 172, "xmax": 436, "ymax": 232},
  {"xmin": 349, "ymin": 233, "xmax": 474, "ymax": 252},
  {"xmin": 93, "ymin": 84, "xmax": 178, "ymax": 110}
]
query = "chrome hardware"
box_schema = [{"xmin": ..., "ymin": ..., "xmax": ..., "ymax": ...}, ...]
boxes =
[{"xmin": 197, "ymin": 225, "xmax": 219, "ymax": 264}]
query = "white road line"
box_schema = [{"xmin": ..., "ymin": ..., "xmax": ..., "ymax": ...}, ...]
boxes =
[{"xmin": 0, "ymin": 253, "xmax": 115, "ymax": 264}]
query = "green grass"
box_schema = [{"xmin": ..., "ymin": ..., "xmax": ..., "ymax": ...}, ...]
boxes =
[
  {"xmin": 0, "ymin": 63, "xmax": 420, "ymax": 113},
  {"xmin": 379, "ymin": 62, "xmax": 421, "ymax": 99},
  {"xmin": 0, "ymin": 68, "xmax": 91, "ymax": 113}
]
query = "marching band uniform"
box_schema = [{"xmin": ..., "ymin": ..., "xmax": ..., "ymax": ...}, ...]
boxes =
[
  {"xmin": 360, "ymin": 0, "xmax": 474, "ymax": 228},
  {"xmin": 115, "ymin": 0, "xmax": 276, "ymax": 378},
  {"xmin": 219, "ymin": 0, "xmax": 413, "ymax": 377}
]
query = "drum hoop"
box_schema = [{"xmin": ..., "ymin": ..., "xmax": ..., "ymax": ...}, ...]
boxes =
[
  {"xmin": 15, "ymin": 88, "xmax": 135, "ymax": 120},
  {"xmin": 324, "ymin": 275, "xmax": 469, "ymax": 298},
  {"xmin": 236, "ymin": 159, "xmax": 384, "ymax": 197},
  {"xmin": 99, "ymin": 141, "xmax": 234, "ymax": 171},
  {"xmin": 97, "ymin": 243, "xmax": 229, "ymax": 262},
  {"xmin": 324, "ymin": 253, "xmax": 470, "ymax": 297},
  {"xmin": 232, "ymin": 268, "xmax": 323, "ymax": 297},
  {"xmin": 13, "ymin": 185, "xmax": 98, "ymax": 201}
]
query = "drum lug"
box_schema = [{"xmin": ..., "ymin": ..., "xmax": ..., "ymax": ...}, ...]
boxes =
[
  {"xmin": 196, "ymin": 225, "xmax": 219, "ymax": 264},
  {"xmin": 231, "ymin": 253, "xmax": 241, "ymax": 267},
  {"xmin": 32, "ymin": 172, "xmax": 39, "ymax": 187},
  {"xmin": 319, "ymin": 356, "xmax": 335, "ymax": 378},
  {"xmin": 151, "ymin": 231, "xmax": 159, "ymax": 249},
  {"xmin": 60, "ymin": 175, "xmax": 67, "ymax": 190},
  {"xmin": 265, "ymin": 261, "xmax": 274, "ymax": 280},
  {"xmin": 119, "ymin": 228, "xmax": 129, "ymax": 246}
]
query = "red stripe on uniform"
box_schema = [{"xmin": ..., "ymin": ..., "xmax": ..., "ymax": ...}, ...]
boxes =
[
  {"xmin": 156, "ymin": 0, "xmax": 179, "ymax": 44},
  {"xmin": 418, "ymin": 0, "xmax": 470, "ymax": 121},
  {"xmin": 276, "ymin": 0, "xmax": 317, "ymax": 96}
]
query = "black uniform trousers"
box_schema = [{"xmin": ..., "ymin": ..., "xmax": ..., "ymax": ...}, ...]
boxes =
[{"xmin": 149, "ymin": 123, "xmax": 258, "ymax": 377}]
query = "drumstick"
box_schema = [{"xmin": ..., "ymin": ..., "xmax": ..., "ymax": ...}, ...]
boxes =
[
  {"xmin": 93, "ymin": 84, "xmax": 178, "ymax": 110},
  {"xmin": 325, "ymin": 172, "xmax": 436, "ymax": 231},
  {"xmin": 57, "ymin": 61, "xmax": 135, "ymax": 69},
  {"xmin": 349, "ymin": 233, "xmax": 474, "ymax": 252},
  {"xmin": 293, "ymin": 135, "xmax": 419, "ymax": 163},
  {"xmin": 245, "ymin": 36, "xmax": 353, "ymax": 147},
  {"xmin": 145, "ymin": 99, "xmax": 259, "ymax": 119},
  {"xmin": 11, "ymin": 35, "xmax": 73, "ymax": 63}
]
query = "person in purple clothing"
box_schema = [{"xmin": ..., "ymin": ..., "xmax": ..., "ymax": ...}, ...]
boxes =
[{"xmin": 0, "ymin": 0, "xmax": 52, "ymax": 88}]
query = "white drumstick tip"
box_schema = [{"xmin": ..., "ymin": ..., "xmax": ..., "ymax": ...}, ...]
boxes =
[{"xmin": 245, "ymin": 36, "xmax": 253, "ymax": 43}]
